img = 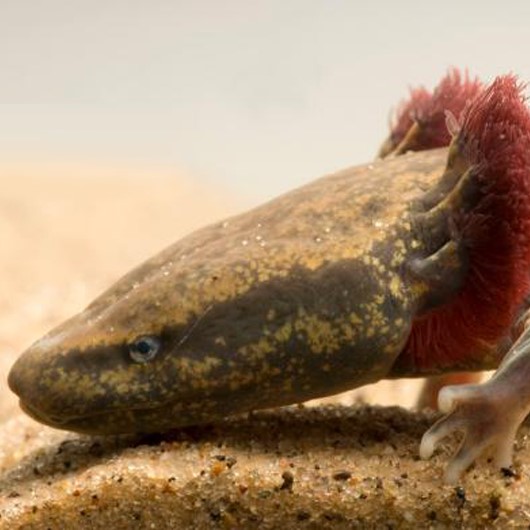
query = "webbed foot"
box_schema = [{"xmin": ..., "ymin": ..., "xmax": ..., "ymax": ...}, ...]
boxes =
[{"xmin": 420, "ymin": 308, "xmax": 530, "ymax": 483}]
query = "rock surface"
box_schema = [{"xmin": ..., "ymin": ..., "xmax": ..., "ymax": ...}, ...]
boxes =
[{"xmin": 2, "ymin": 406, "xmax": 530, "ymax": 529}]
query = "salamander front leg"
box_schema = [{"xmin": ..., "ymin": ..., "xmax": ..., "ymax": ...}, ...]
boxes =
[{"xmin": 420, "ymin": 316, "xmax": 530, "ymax": 484}]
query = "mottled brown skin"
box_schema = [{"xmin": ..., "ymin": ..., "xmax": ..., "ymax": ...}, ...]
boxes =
[{"xmin": 8, "ymin": 147, "xmax": 486, "ymax": 434}]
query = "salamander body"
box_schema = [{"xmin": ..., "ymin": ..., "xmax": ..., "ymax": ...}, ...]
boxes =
[
  {"xmin": 10, "ymin": 149, "xmax": 470, "ymax": 433},
  {"xmin": 9, "ymin": 74, "xmax": 530, "ymax": 483}
]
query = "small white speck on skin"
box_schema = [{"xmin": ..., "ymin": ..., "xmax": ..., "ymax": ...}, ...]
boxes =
[
  {"xmin": 324, "ymin": 227, "xmax": 331, "ymax": 233},
  {"xmin": 314, "ymin": 237, "xmax": 322, "ymax": 243},
  {"xmin": 241, "ymin": 240, "xmax": 249, "ymax": 246},
  {"xmin": 368, "ymin": 164, "xmax": 374, "ymax": 170},
  {"xmin": 373, "ymin": 220, "xmax": 385, "ymax": 228},
  {"xmin": 256, "ymin": 235, "xmax": 263, "ymax": 241},
  {"xmin": 260, "ymin": 241, "xmax": 267, "ymax": 247},
  {"xmin": 222, "ymin": 221, "xmax": 229, "ymax": 228}
]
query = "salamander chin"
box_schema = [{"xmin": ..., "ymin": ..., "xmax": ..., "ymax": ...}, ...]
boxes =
[
  {"xmin": 18, "ymin": 400, "xmax": 70, "ymax": 428},
  {"xmin": 18, "ymin": 397, "xmax": 178, "ymax": 435}
]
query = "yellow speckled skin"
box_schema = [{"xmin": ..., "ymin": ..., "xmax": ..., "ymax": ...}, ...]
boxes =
[{"xmin": 9, "ymin": 148, "xmax": 473, "ymax": 434}]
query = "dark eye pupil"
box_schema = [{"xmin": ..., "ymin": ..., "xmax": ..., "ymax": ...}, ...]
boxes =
[
  {"xmin": 136, "ymin": 340, "xmax": 152, "ymax": 355},
  {"xmin": 129, "ymin": 336, "xmax": 160, "ymax": 363}
]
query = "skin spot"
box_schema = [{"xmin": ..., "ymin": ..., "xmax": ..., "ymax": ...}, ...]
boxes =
[
  {"xmin": 274, "ymin": 322, "xmax": 293, "ymax": 343},
  {"xmin": 267, "ymin": 309, "xmax": 276, "ymax": 321},
  {"xmin": 349, "ymin": 313, "xmax": 362, "ymax": 325},
  {"xmin": 383, "ymin": 344, "xmax": 396, "ymax": 354},
  {"xmin": 389, "ymin": 276, "xmax": 402, "ymax": 298},
  {"xmin": 214, "ymin": 336, "xmax": 227, "ymax": 347}
]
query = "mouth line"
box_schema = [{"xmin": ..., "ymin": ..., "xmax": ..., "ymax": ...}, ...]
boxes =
[
  {"xmin": 19, "ymin": 400, "xmax": 71, "ymax": 426},
  {"xmin": 18, "ymin": 398, "xmax": 175, "ymax": 428}
]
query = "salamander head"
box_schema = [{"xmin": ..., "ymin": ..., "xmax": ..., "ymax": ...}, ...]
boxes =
[{"xmin": 7, "ymin": 266, "xmax": 231, "ymax": 434}]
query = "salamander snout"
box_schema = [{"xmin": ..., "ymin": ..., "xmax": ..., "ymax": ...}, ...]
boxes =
[
  {"xmin": 7, "ymin": 356, "xmax": 25, "ymax": 400},
  {"xmin": 8, "ymin": 338, "xmax": 70, "ymax": 427}
]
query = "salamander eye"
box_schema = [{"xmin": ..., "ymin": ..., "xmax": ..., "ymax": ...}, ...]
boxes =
[{"xmin": 129, "ymin": 336, "xmax": 161, "ymax": 363}]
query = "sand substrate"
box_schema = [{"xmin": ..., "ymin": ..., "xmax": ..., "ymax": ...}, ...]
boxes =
[{"xmin": 2, "ymin": 406, "xmax": 530, "ymax": 529}]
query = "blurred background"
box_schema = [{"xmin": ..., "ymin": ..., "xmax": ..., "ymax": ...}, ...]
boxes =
[
  {"xmin": 3, "ymin": 1, "xmax": 530, "ymax": 200},
  {"xmin": 1, "ymin": 0, "xmax": 525, "ymax": 423}
]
